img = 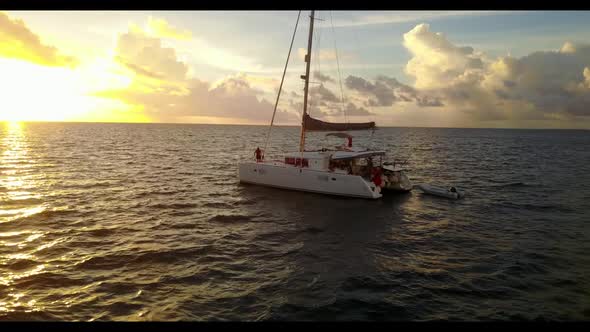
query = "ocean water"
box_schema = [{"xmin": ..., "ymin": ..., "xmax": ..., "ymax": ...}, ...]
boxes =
[{"xmin": 0, "ymin": 122, "xmax": 589, "ymax": 321}]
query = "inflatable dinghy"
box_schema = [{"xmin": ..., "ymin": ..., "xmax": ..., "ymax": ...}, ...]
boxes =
[{"xmin": 415, "ymin": 184, "xmax": 465, "ymax": 199}]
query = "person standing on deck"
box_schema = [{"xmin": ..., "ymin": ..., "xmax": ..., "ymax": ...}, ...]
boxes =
[
  {"xmin": 255, "ymin": 147, "xmax": 263, "ymax": 162},
  {"xmin": 372, "ymin": 167, "xmax": 383, "ymax": 193}
]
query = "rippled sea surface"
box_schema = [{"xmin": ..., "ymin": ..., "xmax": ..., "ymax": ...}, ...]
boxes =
[{"xmin": 1, "ymin": 122, "xmax": 589, "ymax": 321}]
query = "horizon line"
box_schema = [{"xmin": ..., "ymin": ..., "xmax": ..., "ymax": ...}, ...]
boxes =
[{"xmin": 2, "ymin": 120, "xmax": 588, "ymax": 130}]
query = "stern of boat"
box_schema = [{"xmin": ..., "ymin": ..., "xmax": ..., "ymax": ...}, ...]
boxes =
[{"xmin": 382, "ymin": 169, "xmax": 413, "ymax": 192}]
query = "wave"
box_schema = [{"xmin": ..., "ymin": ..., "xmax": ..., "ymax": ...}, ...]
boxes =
[
  {"xmin": 166, "ymin": 211, "xmax": 193, "ymax": 217},
  {"xmin": 340, "ymin": 275, "xmax": 400, "ymax": 292},
  {"xmin": 54, "ymin": 182, "xmax": 118, "ymax": 190},
  {"xmin": 96, "ymin": 300, "xmax": 144, "ymax": 317},
  {"xmin": 0, "ymin": 198, "xmax": 43, "ymax": 210},
  {"xmin": 209, "ymin": 214, "xmax": 252, "ymax": 223},
  {"xmin": 76, "ymin": 245, "xmax": 216, "ymax": 270},
  {"xmin": 83, "ymin": 227, "xmax": 118, "ymax": 237},
  {"xmin": 11, "ymin": 271, "xmax": 89, "ymax": 289},
  {"xmin": 202, "ymin": 202, "xmax": 234, "ymax": 209},
  {"xmin": 268, "ymin": 298, "xmax": 410, "ymax": 320},
  {"xmin": 165, "ymin": 222, "xmax": 201, "ymax": 230},
  {"xmin": 499, "ymin": 201, "xmax": 574, "ymax": 213},
  {"xmin": 0, "ymin": 197, "xmax": 43, "ymax": 207},
  {"xmin": 229, "ymin": 199, "xmax": 256, "ymax": 206},
  {"xmin": 493, "ymin": 182, "xmax": 527, "ymax": 187},
  {"xmin": 303, "ymin": 227, "xmax": 324, "ymax": 234},
  {"xmin": 2, "ymin": 258, "xmax": 40, "ymax": 271},
  {"xmin": 135, "ymin": 190, "xmax": 185, "ymax": 198},
  {"xmin": 206, "ymin": 193, "xmax": 226, "ymax": 198},
  {"xmin": 1, "ymin": 206, "xmax": 76, "ymax": 225},
  {"xmin": 209, "ymin": 181, "xmax": 234, "ymax": 186},
  {"xmin": 149, "ymin": 202, "xmax": 199, "ymax": 209},
  {"xmin": 0, "ymin": 310, "xmax": 60, "ymax": 321}
]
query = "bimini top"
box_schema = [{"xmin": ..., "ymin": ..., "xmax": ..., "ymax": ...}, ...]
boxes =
[{"xmin": 330, "ymin": 150, "xmax": 386, "ymax": 160}]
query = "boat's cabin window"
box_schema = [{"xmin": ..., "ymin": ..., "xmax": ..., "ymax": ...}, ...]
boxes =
[{"xmin": 285, "ymin": 157, "xmax": 309, "ymax": 167}]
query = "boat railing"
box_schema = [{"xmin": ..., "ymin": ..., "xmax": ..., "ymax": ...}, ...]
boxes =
[
  {"xmin": 382, "ymin": 157, "xmax": 411, "ymax": 171},
  {"xmin": 384, "ymin": 158, "xmax": 408, "ymax": 165}
]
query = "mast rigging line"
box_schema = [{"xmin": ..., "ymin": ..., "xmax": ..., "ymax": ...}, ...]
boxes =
[
  {"xmin": 329, "ymin": 11, "xmax": 348, "ymax": 125},
  {"xmin": 263, "ymin": 10, "xmax": 302, "ymax": 154}
]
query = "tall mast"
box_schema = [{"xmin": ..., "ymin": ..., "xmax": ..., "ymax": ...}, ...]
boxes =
[{"xmin": 299, "ymin": 10, "xmax": 315, "ymax": 152}]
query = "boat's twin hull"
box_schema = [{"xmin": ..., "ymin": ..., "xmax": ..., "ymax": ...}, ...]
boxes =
[{"xmin": 238, "ymin": 162, "xmax": 382, "ymax": 199}]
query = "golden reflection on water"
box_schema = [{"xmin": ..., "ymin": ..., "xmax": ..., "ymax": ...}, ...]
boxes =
[
  {"xmin": 1, "ymin": 121, "xmax": 48, "ymax": 314},
  {"xmin": 1, "ymin": 121, "xmax": 47, "ymax": 224}
]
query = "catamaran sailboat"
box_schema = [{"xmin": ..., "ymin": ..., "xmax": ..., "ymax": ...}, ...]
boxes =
[{"xmin": 238, "ymin": 10, "xmax": 412, "ymax": 199}]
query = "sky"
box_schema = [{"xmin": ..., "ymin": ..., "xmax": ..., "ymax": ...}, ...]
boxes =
[{"xmin": 1, "ymin": 10, "xmax": 590, "ymax": 128}]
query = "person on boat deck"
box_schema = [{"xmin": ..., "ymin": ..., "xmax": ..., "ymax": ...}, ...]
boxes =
[
  {"xmin": 372, "ymin": 167, "xmax": 383, "ymax": 193},
  {"xmin": 255, "ymin": 147, "xmax": 263, "ymax": 162},
  {"xmin": 372, "ymin": 167, "xmax": 382, "ymax": 184}
]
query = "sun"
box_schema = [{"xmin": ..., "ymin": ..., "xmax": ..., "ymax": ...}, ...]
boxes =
[
  {"xmin": 0, "ymin": 57, "xmax": 148, "ymax": 123},
  {"xmin": 0, "ymin": 58, "xmax": 89, "ymax": 121}
]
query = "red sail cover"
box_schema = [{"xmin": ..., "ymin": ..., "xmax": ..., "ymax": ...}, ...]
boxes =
[{"xmin": 303, "ymin": 114, "xmax": 375, "ymax": 132}]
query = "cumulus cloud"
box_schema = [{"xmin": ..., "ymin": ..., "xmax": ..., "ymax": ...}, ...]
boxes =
[
  {"xmin": 115, "ymin": 27, "xmax": 189, "ymax": 82},
  {"xmin": 494, "ymin": 45, "xmax": 590, "ymax": 117},
  {"xmin": 0, "ymin": 11, "xmax": 77, "ymax": 67},
  {"xmin": 345, "ymin": 74, "xmax": 443, "ymax": 108},
  {"xmin": 307, "ymin": 101, "xmax": 374, "ymax": 118},
  {"xmin": 341, "ymin": 102, "xmax": 373, "ymax": 116},
  {"xmin": 299, "ymin": 23, "xmax": 590, "ymax": 126},
  {"xmin": 115, "ymin": 56, "xmax": 165, "ymax": 80},
  {"xmin": 345, "ymin": 75, "xmax": 395, "ymax": 106},
  {"xmin": 313, "ymin": 71, "xmax": 334, "ymax": 83},
  {"xmin": 188, "ymin": 76, "xmax": 296, "ymax": 122},
  {"xmin": 399, "ymin": 23, "xmax": 590, "ymax": 122},
  {"xmin": 146, "ymin": 16, "xmax": 192, "ymax": 40},
  {"xmin": 309, "ymin": 84, "xmax": 339, "ymax": 103},
  {"xmin": 96, "ymin": 74, "xmax": 297, "ymax": 124},
  {"xmin": 234, "ymin": 73, "xmax": 279, "ymax": 93},
  {"xmin": 278, "ymin": 79, "xmax": 378, "ymax": 120},
  {"xmin": 403, "ymin": 23, "xmax": 484, "ymax": 90},
  {"xmin": 94, "ymin": 23, "xmax": 297, "ymax": 124}
]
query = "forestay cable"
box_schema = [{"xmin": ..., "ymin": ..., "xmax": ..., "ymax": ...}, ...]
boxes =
[{"xmin": 264, "ymin": 11, "xmax": 301, "ymax": 153}]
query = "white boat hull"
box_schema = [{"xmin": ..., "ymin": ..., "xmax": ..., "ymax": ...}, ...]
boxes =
[
  {"xmin": 238, "ymin": 162, "xmax": 382, "ymax": 199},
  {"xmin": 415, "ymin": 184, "xmax": 464, "ymax": 199}
]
